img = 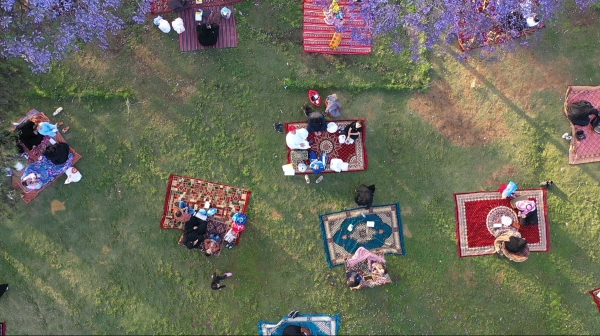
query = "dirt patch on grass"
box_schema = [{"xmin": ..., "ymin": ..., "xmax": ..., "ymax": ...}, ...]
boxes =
[
  {"xmin": 51, "ymin": 200, "xmax": 66, "ymax": 214},
  {"xmin": 482, "ymin": 164, "xmax": 519, "ymax": 188},
  {"xmin": 403, "ymin": 223, "xmax": 412, "ymax": 238},
  {"xmin": 102, "ymin": 246, "xmax": 110, "ymax": 254},
  {"xmin": 450, "ymin": 267, "xmax": 476, "ymax": 287},
  {"xmin": 271, "ymin": 210, "xmax": 283, "ymax": 221},
  {"xmin": 409, "ymin": 51, "xmax": 573, "ymax": 146}
]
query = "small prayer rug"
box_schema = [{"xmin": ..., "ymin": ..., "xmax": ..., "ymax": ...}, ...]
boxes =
[
  {"xmin": 11, "ymin": 109, "xmax": 83, "ymax": 204},
  {"xmin": 303, "ymin": 0, "xmax": 372, "ymax": 55},
  {"xmin": 589, "ymin": 287, "xmax": 600, "ymax": 312},
  {"xmin": 564, "ymin": 85, "xmax": 600, "ymax": 165},
  {"xmin": 454, "ymin": 189, "xmax": 550, "ymax": 258},
  {"xmin": 178, "ymin": 5, "xmax": 238, "ymax": 51},
  {"xmin": 285, "ymin": 120, "xmax": 368, "ymax": 174},
  {"xmin": 0, "ymin": 322, "xmax": 5, "ymax": 336},
  {"xmin": 320, "ymin": 203, "xmax": 404, "ymax": 267},
  {"xmin": 161, "ymin": 174, "xmax": 251, "ymax": 229},
  {"xmin": 258, "ymin": 314, "xmax": 341, "ymax": 336}
]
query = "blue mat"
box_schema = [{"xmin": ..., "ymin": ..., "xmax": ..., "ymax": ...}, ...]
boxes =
[
  {"xmin": 258, "ymin": 314, "xmax": 340, "ymax": 336},
  {"xmin": 320, "ymin": 203, "xmax": 405, "ymax": 267}
]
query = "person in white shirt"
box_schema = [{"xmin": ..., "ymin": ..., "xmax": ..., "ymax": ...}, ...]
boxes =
[{"xmin": 285, "ymin": 125, "xmax": 310, "ymax": 150}]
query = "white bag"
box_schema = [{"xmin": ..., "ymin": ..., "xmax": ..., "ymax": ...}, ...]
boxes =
[
  {"xmin": 158, "ymin": 19, "xmax": 171, "ymax": 33},
  {"xmin": 172, "ymin": 18, "xmax": 185, "ymax": 34}
]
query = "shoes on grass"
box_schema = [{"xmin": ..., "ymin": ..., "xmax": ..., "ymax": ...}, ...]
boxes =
[
  {"xmin": 61, "ymin": 126, "xmax": 70, "ymax": 134},
  {"xmin": 305, "ymin": 175, "xmax": 310, "ymax": 184},
  {"xmin": 273, "ymin": 123, "xmax": 284, "ymax": 133},
  {"xmin": 316, "ymin": 176, "xmax": 323, "ymax": 183}
]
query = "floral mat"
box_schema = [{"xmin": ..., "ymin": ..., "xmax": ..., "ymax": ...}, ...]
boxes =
[
  {"xmin": 303, "ymin": 0, "xmax": 372, "ymax": 55},
  {"xmin": 160, "ymin": 174, "xmax": 251, "ymax": 229},
  {"xmin": 589, "ymin": 287, "xmax": 600, "ymax": 312},
  {"xmin": 563, "ymin": 85, "xmax": 600, "ymax": 165},
  {"xmin": 258, "ymin": 314, "xmax": 341, "ymax": 336},
  {"xmin": 320, "ymin": 203, "xmax": 404, "ymax": 267},
  {"xmin": 454, "ymin": 189, "xmax": 550, "ymax": 258},
  {"xmin": 285, "ymin": 119, "xmax": 368, "ymax": 174}
]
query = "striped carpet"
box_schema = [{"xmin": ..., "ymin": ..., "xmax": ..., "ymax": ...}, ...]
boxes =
[
  {"xmin": 303, "ymin": 0, "xmax": 372, "ymax": 55},
  {"xmin": 178, "ymin": 5, "xmax": 238, "ymax": 51}
]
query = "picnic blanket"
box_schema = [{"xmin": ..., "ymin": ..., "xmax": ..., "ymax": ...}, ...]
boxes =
[
  {"xmin": 590, "ymin": 287, "xmax": 600, "ymax": 312},
  {"xmin": 454, "ymin": 189, "xmax": 550, "ymax": 258},
  {"xmin": 151, "ymin": 0, "xmax": 242, "ymax": 15},
  {"xmin": 303, "ymin": 0, "xmax": 372, "ymax": 55},
  {"xmin": 258, "ymin": 314, "xmax": 341, "ymax": 336},
  {"xmin": 10, "ymin": 110, "xmax": 82, "ymax": 203},
  {"xmin": 160, "ymin": 174, "xmax": 251, "ymax": 229},
  {"xmin": 457, "ymin": 2, "xmax": 545, "ymax": 51},
  {"xmin": 563, "ymin": 85, "xmax": 600, "ymax": 165},
  {"xmin": 178, "ymin": 5, "xmax": 238, "ymax": 51},
  {"xmin": 285, "ymin": 120, "xmax": 368, "ymax": 174},
  {"xmin": 320, "ymin": 203, "xmax": 404, "ymax": 267}
]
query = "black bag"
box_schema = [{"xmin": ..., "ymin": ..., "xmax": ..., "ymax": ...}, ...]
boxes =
[
  {"xmin": 355, "ymin": 184, "xmax": 375, "ymax": 209},
  {"xmin": 568, "ymin": 100, "xmax": 599, "ymax": 126}
]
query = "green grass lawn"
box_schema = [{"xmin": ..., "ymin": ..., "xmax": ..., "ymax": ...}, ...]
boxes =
[{"xmin": 2, "ymin": 1, "xmax": 600, "ymax": 334}]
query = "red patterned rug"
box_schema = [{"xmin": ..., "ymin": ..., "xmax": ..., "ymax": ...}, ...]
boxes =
[
  {"xmin": 564, "ymin": 85, "xmax": 600, "ymax": 165},
  {"xmin": 178, "ymin": 5, "xmax": 238, "ymax": 51},
  {"xmin": 151, "ymin": 0, "xmax": 243, "ymax": 15},
  {"xmin": 303, "ymin": 0, "xmax": 372, "ymax": 55},
  {"xmin": 0, "ymin": 322, "xmax": 4, "ymax": 336},
  {"xmin": 160, "ymin": 174, "xmax": 251, "ymax": 229},
  {"xmin": 590, "ymin": 287, "xmax": 600, "ymax": 312},
  {"xmin": 454, "ymin": 189, "xmax": 550, "ymax": 258},
  {"xmin": 285, "ymin": 119, "xmax": 368, "ymax": 174}
]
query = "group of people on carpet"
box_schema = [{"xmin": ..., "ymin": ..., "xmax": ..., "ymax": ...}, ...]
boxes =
[
  {"xmin": 345, "ymin": 247, "xmax": 392, "ymax": 290},
  {"xmin": 4, "ymin": 112, "xmax": 81, "ymax": 195}
]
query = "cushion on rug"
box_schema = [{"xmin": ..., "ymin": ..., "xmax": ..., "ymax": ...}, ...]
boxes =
[
  {"xmin": 563, "ymin": 85, "xmax": 600, "ymax": 165},
  {"xmin": 454, "ymin": 189, "xmax": 550, "ymax": 258},
  {"xmin": 285, "ymin": 119, "xmax": 368, "ymax": 174},
  {"xmin": 320, "ymin": 203, "xmax": 404, "ymax": 267}
]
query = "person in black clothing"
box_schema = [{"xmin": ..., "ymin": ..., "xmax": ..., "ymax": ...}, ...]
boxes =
[
  {"xmin": 0, "ymin": 284, "xmax": 8, "ymax": 299},
  {"xmin": 303, "ymin": 106, "xmax": 327, "ymax": 134},
  {"xmin": 355, "ymin": 184, "xmax": 375, "ymax": 209},
  {"xmin": 197, "ymin": 11, "xmax": 222, "ymax": 47},
  {"xmin": 183, "ymin": 216, "xmax": 207, "ymax": 249},
  {"xmin": 281, "ymin": 325, "xmax": 311, "ymax": 336},
  {"xmin": 211, "ymin": 272, "xmax": 232, "ymax": 290},
  {"xmin": 15, "ymin": 120, "xmax": 44, "ymax": 152},
  {"xmin": 342, "ymin": 121, "xmax": 363, "ymax": 142}
]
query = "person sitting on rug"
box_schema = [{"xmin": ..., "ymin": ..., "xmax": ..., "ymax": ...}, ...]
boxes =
[
  {"xmin": 304, "ymin": 106, "xmax": 327, "ymax": 135},
  {"xmin": 0, "ymin": 283, "xmax": 7, "ymax": 299},
  {"xmin": 341, "ymin": 121, "xmax": 362, "ymax": 144},
  {"xmin": 204, "ymin": 235, "xmax": 222, "ymax": 256},
  {"xmin": 499, "ymin": 181, "xmax": 518, "ymax": 199},
  {"xmin": 281, "ymin": 325, "xmax": 312, "ymax": 336},
  {"xmin": 494, "ymin": 232, "xmax": 529, "ymax": 262},
  {"xmin": 355, "ymin": 184, "xmax": 375, "ymax": 209},
  {"xmin": 371, "ymin": 262, "xmax": 387, "ymax": 276},
  {"xmin": 196, "ymin": 10, "xmax": 222, "ymax": 47},
  {"xmin": 167, "ymin": 0, "xmax": 191, "ymax": 12},
  {"xmin": 510, "ymin": 196, "xmax": 539, "ymax": 226},
  {"xmin": 43, "ymin": 143, "xmax": 70, "ymax": 165},
  {"xmin": 286, "ymin": 125, "xmax": 310, "ymax": 150},
  {"xmin": 20, "ymin": 152, "xmax": 74, "ymax": 191},
  {"xmin": 183, "ymin": 217, "xmax": 207, "ymax": 249},
  {"xmin": 567, "ymin": 100, "xmax": 599, "ymax": 126},
  {"xmin": 14, "ymin": 119, "xmax": 44, "ymax": 152},
  {"xmin": 346, "ymin": 269, "xmax": 364, "ymax": 290}
]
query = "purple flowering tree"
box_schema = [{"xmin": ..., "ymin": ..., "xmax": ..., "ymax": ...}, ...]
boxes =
[
  {"xmin": 337, "ymin": 0, "xmax": 598, "ymax": 60},
  {"xmin": 0, "ymin": 0, "xmax": 152, "ymax": 72}
]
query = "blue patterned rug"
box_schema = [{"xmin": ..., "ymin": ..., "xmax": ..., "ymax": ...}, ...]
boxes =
[
  {"xmin": 258, "ymin": 314, "xmax": 340, "ymax": 336},
  {"xmin": 320, "ymin": 203, "xmax": 405, "ymax": 267}
]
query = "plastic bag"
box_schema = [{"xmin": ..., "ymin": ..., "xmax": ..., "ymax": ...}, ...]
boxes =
[
  {"xmin": 172, "ymin": 18, "xmax": 185, "ymax": 34},
  {"xmin": 158, "ymin": 19, "xmax": 171, "ymax": 33}
]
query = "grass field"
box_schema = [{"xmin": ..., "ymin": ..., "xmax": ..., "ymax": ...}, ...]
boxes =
[{"xmin": 2, "ymin": 0, "xmax": 600, "ymax": 334}]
